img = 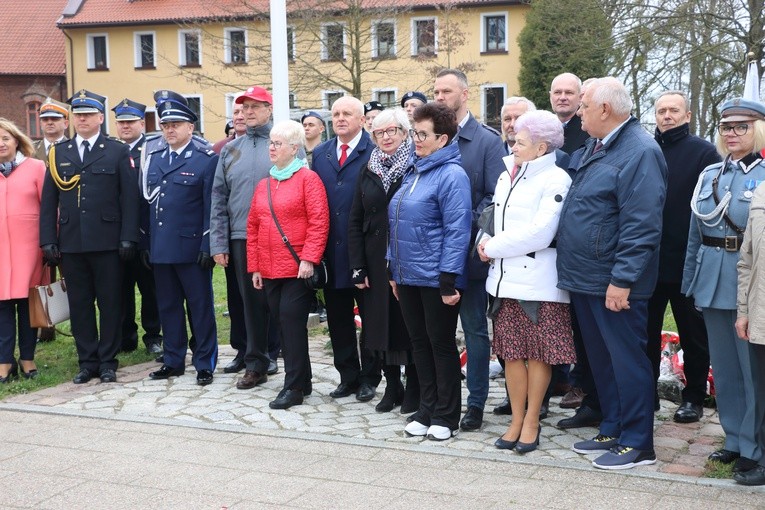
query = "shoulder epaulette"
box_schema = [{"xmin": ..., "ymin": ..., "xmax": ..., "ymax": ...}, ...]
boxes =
[{"xmin": 481, "ymin": 123, "xmax": 501, "ymax": 137}]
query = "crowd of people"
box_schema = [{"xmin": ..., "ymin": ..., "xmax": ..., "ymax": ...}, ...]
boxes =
[{"xmin": 1, "ymin": 68, "xmax": 765, "ymax": 479}]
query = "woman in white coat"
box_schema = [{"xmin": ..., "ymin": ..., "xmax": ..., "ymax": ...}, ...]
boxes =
[{"xmin": 478, "ymin": 110, "xmax": 575, "ymax": 454}]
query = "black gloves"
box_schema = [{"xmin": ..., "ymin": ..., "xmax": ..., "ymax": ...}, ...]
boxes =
[
  {"xmin": 41, "ymin": 244, "xmax": 61, "ymax": 267},
  {"xmin": 197, "ymin": 251, "xmax": 215, "ymax": 270},
  {"xmin": 119, "ymin": 241, "xmax": 137, "ymax": 261},
  {"xmin": 139, "ymin": 250, "xmax": 151, "ymax": 270}
]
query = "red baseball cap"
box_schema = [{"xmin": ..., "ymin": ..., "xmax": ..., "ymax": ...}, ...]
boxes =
[{"xmin": 235, "ymin": 86, "xmax": 273, "ymax": 105}]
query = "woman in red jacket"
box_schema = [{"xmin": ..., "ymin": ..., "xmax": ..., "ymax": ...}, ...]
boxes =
[
  {"xmin": 247, "ymin": 120, "xmax": 329, "ymax": 409},
  {"xmin": 0, "ymin": 119, "xmax": 46, "ymax": 382}
]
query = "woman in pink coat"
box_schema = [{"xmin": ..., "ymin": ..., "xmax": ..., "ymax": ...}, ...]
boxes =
[{"xmin": 0, "ymin": 118, "xmax": 46, "ymax": 382}]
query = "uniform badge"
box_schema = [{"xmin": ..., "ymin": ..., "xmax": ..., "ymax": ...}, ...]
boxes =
[
  {"xmin": 745, "ymin": 179, "xmax": 757, "ymax": 191},
  {"xmin": 185, "ymin": 151, "xmax": 192, "ymax": 159}
]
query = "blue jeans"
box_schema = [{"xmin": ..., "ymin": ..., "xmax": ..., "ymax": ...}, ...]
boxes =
[{"xmin": 459, "ymin": 278, "xmax": 490, "ymax": 409}]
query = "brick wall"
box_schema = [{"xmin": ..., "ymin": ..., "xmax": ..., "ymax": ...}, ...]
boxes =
[{"xmin": 0, "ymin": 75, "xmax": 66, "ymax": 139}]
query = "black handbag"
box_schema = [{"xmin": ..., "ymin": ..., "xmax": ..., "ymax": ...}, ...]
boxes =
[{"xmin": 267, "ymin": 179, "xmax": 328, "ymax": 289}]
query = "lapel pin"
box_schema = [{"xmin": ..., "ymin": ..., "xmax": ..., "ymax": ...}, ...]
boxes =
[
  {"xmin": 99, "ymin": 144, "xmax": 104, "ymax": 148},
  {"xmin": 67, "ymin": 144, "xmax": 73, "ymax": 149}
]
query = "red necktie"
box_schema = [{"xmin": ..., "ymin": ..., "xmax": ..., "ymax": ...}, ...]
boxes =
[
  {"xmin": 593, "ymin": 140, "xmax": 603, "ymax": 153},
  {"xmin": 339, "ymin": 144, "xmax": 349, "ymax": 166}
]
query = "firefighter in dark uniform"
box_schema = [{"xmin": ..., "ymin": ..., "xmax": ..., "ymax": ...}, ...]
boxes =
[
  {"xmin": 39, "ymin": 89, "xmax": 139, "ymax": 384},
  {"xmin": 112, "ymin": 98, "xmax": 163, "ymax": 355},
  {"xmin": 144, "ymin": 95, "xmax": 219, "ymax": 386}
]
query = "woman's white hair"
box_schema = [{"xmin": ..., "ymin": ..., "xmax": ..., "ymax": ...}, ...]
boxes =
[
  {"xmin": 371, "ymin": 107, "xmax": 411, "ymax": 132},
  {"xmin": 270, "ymin": 120, "xmax": 306, "ymax": 147},
  {"xmin": 514, "ymin": 110, "xmax": 564, "ymax": 152}
]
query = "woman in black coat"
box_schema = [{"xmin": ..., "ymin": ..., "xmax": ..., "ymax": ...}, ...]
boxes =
[{"xmin": 348, "ymin": 107, "xmax": 418, "ymax": 413}]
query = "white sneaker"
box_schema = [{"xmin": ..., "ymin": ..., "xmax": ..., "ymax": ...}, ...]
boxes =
[
  {"xmin": 404, "ymin": 420, "xmax": 429, "ymax": 437},
  {"xmin": 427, "ymin": 425, "xmax": 458, "ymax": 441}
]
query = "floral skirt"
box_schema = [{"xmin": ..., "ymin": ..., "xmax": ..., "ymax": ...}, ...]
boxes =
[{"xmin": 492, "ymin": 299, "xmax": 576, "ymax": 365}]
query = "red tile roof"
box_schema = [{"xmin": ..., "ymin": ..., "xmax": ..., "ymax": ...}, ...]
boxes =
[
  {"xmin": 1, "ymin": 0, "xmax": 67, "ymax": 75},
  {"xmin": 58, "ymin": 0, "xmax": 521, "ymax": 27}
]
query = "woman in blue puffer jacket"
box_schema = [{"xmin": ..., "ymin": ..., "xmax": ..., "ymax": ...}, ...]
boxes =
[{"xmin": 388, "ymin": 102, "xmax": 472, "ymax": 441}]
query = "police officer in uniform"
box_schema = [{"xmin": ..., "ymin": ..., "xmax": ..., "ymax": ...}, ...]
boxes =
[
  {"xmin": 144, "ymin": 95, "xmax": 219, "ymax": 386},
  {"xmin": 112, "ymin": 98, "xmax": 163, "ymax": 355},
  {"xmin": 39, "ymin": 89, "xmax": 139, "ymax": 384}
]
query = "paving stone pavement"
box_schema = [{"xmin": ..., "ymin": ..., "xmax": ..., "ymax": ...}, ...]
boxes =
[{"xmin": 2, "ymin": 335, "xmax": 762, "ymax": 499}]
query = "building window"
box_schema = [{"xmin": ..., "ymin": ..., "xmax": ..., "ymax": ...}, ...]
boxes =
[
  {"xmin": 411, "ymin": 18, "xmax": 436, "ymax": 56},
  {"xmin": 179, "ymin": 30, "xmax": 202, "ymax": 67},
  {"xmin": 289, "ymin": 92, "xmax": 297, "ymax": 109},
  {"xmin": 372, "ymin": 20, "xmax": 396, "ymax": 59},
  {"xmin": 183, "ymin": 95, "xmax": 203, "ymax": 134},
  {"xmin": 323, "ymin": 91, "xmax": 344, "ymax": 110},
  {"xmin": 134, "ymin": 31, "xmax": 156, "ymax": 68},
  {"xmin": 322, "ymin": 23, "xmax": 345, "ymax": 61},
  {"xmin": 224, "ymin": 28, "xmax": 247, "ymax": 64},
  {"xmin": 145, "ymin": 110, "xmax": 158, "ymax": 132},
  {"xmin": 482, "ymin": 13, "xmax": 507, "ymax": 53},
  {"xmin": 286, "ymin": 26, "xmax": 295, "ymax": 61},
  {"xmin": 27, "ymin": 102, "xmax": 41, "ymax": 138},
  {"xmin": 482, "ymin": 85, "xmax": 506, "ymax": 131},
  {"xmin": 375, "ymin": 89, "xmax": 397, "ymax": 109},
  {"xmin": 87, "ymin": 33, "xmax": 109, "ymax": 70}
]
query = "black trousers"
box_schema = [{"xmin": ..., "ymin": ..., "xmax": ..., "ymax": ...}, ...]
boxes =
[
  {"xmin": 0, "ymin": 299, "xmax": 36, "ymax": 363},
  {"xmin": 120, "ymin": 256, "xmax": 161, "ymax": 350},
  {"xmin": 264, "ymin": 278, "xmax": 312, "ymax": 392},
  {"xmin": 230, "ymin": 240, "xmax": 270, "ymax": 374},
  {"xmin": 224, "ymin": 254, "xmax": 246, "ymax": 354},
  {"xmin": 62, "ymin": 251, "xmax": 123, "ymax": 372},
  {"xmin": 324, "ymin": 286, "xmax": 381, "ymax": 386},
  {"xmin": 647, "ymin": 281, "xmax": 709, "ymax": 405},
  {"xmin": 397, "ymin": 285, "xmax": 461, "ymax": 430}
]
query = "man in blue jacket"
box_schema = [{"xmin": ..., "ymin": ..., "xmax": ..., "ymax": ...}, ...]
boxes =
[
  {"xmin": 557, "ymin": 77, "xmax": 667, "ymax": 470},
  {"xmin": 433, "ymin": 69, "xmax": 505, "ymax": 431},
  {"xmin": 312, "ymin": 96, "xmax": 381, "ymax": 402}
]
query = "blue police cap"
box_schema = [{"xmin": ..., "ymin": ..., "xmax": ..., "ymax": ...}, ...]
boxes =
[
  {"xmin": 301, "ymin": 111, "xmax": 323, "ymax": 124},
  {"xmin": 157, "ymin": 99, "xmax": 198, "ymax": 124},
  {"xmin": 67, "ymin": 89, "xmax": 106, "ymax": 113},
  {"xmin": 400, "ymin": 91, "xmax": 427, "ymax": 108},
  {"xmin": 153, "ymin": 90, "xmax": 189, "ymax": 106},
  {"xmin": 720, "ymin": 98, "xmax": 765, "ymax": 122},
  {"xmin": 112, "ymin": 98, "xmax": 146, "ymax": 121}
]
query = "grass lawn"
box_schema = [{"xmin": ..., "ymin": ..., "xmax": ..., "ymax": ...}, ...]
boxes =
[{"xmin": 0, "ymin": 266, "xmax": 234, "ymax": 401}]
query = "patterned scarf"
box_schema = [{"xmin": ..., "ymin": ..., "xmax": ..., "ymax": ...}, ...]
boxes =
[
  {"xmin": 0, "ymin": 151, "xmax": 24, "ymax": 177},
  {"xmin": 368, "ymin": 141, "xmax": 411, "ymax": 192}
]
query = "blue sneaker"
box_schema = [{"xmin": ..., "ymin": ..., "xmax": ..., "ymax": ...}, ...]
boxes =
[
  {"xmin": 572, "ymin": 434, "xmax": 618, "ymax": 454},
  {"xmin": 592, "ymin": 445, "xmax": 657, "ymax": 470}
]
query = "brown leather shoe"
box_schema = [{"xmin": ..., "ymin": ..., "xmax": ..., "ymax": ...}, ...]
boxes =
[
  {"xmin": 559, "ymin": 387, "xmax": 585, "ymax": 409},
  {"xmin": 236, "ymin": 370, "xmax": 267, "ymax": 390}
]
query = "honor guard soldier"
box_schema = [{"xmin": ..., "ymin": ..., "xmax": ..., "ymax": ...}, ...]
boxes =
[
  {"xmin": 39, "ymin": 89, "xmax": 140, "ymax": 384},
  {"xmin": 112, "ymin": 98, "xmax": 163, "ymax": 355},
  {"xmin": 144, "ymin": 94, "xmax": 219, "ymax": 386},
  {"xmin": 32, "ymin": 97, "xmax": 70, "ymax": 343}
]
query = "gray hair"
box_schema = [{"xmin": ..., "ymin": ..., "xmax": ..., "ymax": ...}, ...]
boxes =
[
  {"xmin": 332, "ymin": 96, "xmax": 364, "ymax": 116},
  {"xmin": 371, "ymin": 107, "xmax": 411, "ymax": 132},
  {"xmin": 270, "ymin": 120, "xmax": 306, "ymax": 147},
  {"xmin": 655, "ymin": 90, "xmax": 689, "ymax": 111},
  {"xmin": 590, "ymin": 77, "xmax": 632, "ymax": 117},
  {"xmin": 436, "ymin": 68, "xmax": 469, "ymax": 89},
  {"xmin": 550, "ymin": 72, "xmax": 582, "ymax": 93},
  {"xmin": 501, "ymin": 96, "xmax": 536, "ymax": 118},
  {"xmin": 514, "ymin": 110, "xmax": 564, "ymax": 152}
]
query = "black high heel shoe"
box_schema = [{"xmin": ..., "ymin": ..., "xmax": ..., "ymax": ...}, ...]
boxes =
[
  {"xmin": 495, "ymin": 434, "xmax": 520, "ymax": 450},
  {"xmin": 515, "ymin": 425, "xmax": 541, "ymax": 454},
  {"xmin": 0, "ymin": 361, "xmax": 18, "ymax": 383},
  {"xmin": 19, "ymin": 359, "xmax": 38, "ymax": 380}
]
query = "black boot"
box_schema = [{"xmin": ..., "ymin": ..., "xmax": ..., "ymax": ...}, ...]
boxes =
[
  {"xmin": 376, "ymin": 366, "xmax": 404, "ymax": 412},
  {"xmin": 400, "ymin": 363, "xmax": 420, "ymax": 414}
]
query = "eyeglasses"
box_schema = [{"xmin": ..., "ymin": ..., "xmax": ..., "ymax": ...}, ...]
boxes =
[
  {"xmin": 269, "ymin": 140, "xmax": 286, "ymax": 149},
  {"xmin": 718, "ymin": 123, "xmax": 750, "ymax": 136},
  {"xmin": 372, "ymin": 127, "xmax": 402, "ymax": 139},
  {"xmin": 409, "ymin": 129, "xmax": 445, "ymax": 142}
]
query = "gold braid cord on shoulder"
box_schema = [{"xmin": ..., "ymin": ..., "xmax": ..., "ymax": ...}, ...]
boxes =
[{"xmin": 47, "ymin": 145, "xmax": 80, "ymax": 191}]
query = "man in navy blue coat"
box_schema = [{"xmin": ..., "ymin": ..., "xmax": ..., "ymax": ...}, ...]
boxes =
[
  {"xmin": 433, "ymin": 69, "xmax": 505, "ymax": 432},
  {"xmin": 39, "ymin": 89, "xmax": 139, "ymax": 385},
  {"xmin": 143, "ymin": 96, "xmax": 218, "ymax": 386},
  {"xmin": 312, "ymin": 96, "xmax": 381, "ymax": 402}
]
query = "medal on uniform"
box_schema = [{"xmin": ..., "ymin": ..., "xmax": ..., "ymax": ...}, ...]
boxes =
[{"xmin": 745, "ymin": 179, "xmax": 757, "ymax": 198}]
